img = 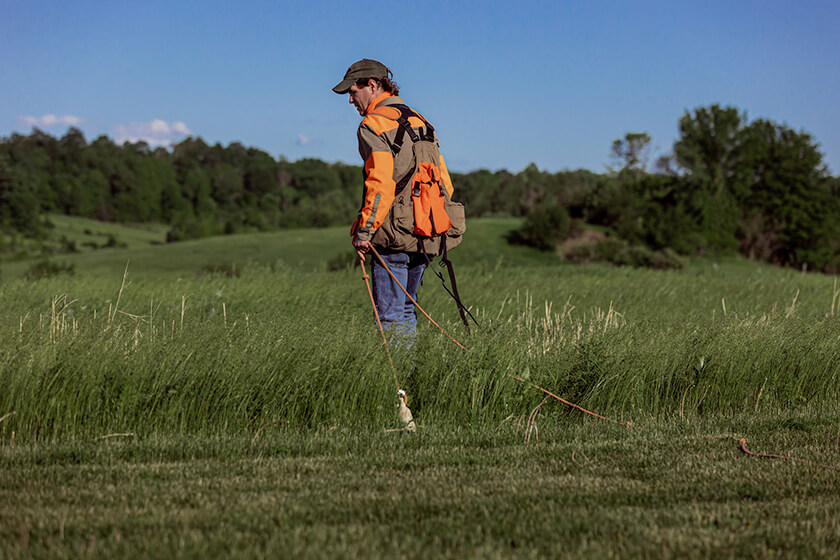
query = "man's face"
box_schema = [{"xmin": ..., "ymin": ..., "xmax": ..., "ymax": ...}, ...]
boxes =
[{"xmin": 348, "ymin": 81, "xmax": 376, "ymax": 116}]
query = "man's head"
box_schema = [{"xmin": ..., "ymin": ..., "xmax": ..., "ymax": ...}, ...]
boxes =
[{"xmin": 333, "ymin": 59, "xmax": 399, "ymax": 115}]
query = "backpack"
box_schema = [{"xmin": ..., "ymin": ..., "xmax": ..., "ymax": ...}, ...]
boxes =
[
  {"xmin": 370, "ymin": 104, "xmax": 475, "ymax": 332},
  {"xmin": 369, "ymin": 104, "xmax": 466, "ymax": 257}
]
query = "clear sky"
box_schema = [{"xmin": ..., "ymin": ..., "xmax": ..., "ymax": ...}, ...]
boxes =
[{"xmin": 2, "ymin": 0, "xmax": 839, "ymax": 174}]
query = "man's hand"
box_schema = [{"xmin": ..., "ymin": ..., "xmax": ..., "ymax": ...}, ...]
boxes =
[{"xmin": 352, "ymin": 236, "xmax": 371, "ymax": 261}]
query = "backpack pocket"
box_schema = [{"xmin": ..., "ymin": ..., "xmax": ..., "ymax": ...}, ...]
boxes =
[
  {"xmin": 375, "ymin": 194, "xmax": 419, "ymax": 253},
  {"xmin": 392, "ymin": 194, "xmax": 415, "ymax": 235},
  {"xmin": 445, "ymin": 199, "xmax": 466, "ymax": 236},
  {"xmin": 444, "ymin": 199, "xmax": 465, "ymax": 251},
  {"xmin": 412, "ymin": 162, "xmax": 452, "ymax": 237}
]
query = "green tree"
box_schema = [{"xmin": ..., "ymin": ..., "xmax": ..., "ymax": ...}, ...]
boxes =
[
  {"xmin": 611, "ymin": 132, "xmax": 652, "ymax": 173},
  {"xmin": 0, "ymin": 156, "xmax": 42, "ymax": 237},
  {"xmin": 672, "ymin": 105, "xmax": 750, "ymax": 251},
  {"xmin": 674, "ymin": 105, "xmax": 747, "ymax": 194},
  {"xmin": 736, "ymin": 120, "xmax": 836, "ymax": 268},
  {"xmin": 448, "ymin": 169, "xmax": 500, "ymax": 217},
  {"xmin": 291, "ymin": 158, "xmax": 341, "ymax": 197}
]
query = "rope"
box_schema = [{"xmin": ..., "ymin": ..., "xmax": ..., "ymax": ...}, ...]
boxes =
[
  {"xmin": 503, "ymin": 376, "xmax": 839, "ymax": 470},
  {"xmin": 361, "ymin": 248, "xmax": 840, "ymax": 471},
  {"xmin": 505, "ymin": 374, "xmax": 632, "ymax": 428},
  {"xmin": 737, "ymin": 437, "xmax": 840, "ymax": 470},
  {"xmin": 366, "ymin": 247, "xmax": 626, "ymax": 424},
  {"xmin": 360, "ymin": 257, "xmax": 400, "ymax": 393}
]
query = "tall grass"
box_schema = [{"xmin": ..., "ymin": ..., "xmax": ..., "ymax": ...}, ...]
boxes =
[{"xmin": 2, "ymin": 243, "xmax": 839, "ymax": 442}]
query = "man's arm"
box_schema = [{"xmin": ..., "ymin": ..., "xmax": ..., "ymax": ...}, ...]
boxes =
[{"xmin": 354, "ymin": 124, "xmax": 397, "ymax": 242}]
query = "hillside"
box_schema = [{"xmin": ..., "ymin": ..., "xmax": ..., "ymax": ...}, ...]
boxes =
[{"xmin": 0, "ymin": 216, "xmax": 563, "ymax": 282}]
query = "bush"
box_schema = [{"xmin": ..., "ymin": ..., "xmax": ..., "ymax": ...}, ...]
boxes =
[
  {"xmin": 614, "ymin": 245, "xmax": 656, "ymax": 268},
  {"xmin": 25, "ymin": 260, "xmax": 75, "ymax": 280},
  {"xmin": 564, "ymin": 238, "xmax": 685, "ymax": 270},
  {"xmin": 650, "ymin": 248, "xmax": 687, "ymax": 270},
  {"xmin": 507, "ymin": 203, "xmax": 571, "ymax": 251},
  {"xmin": 197, "ymin": 262, "xmax": 241, "ymax": 277},
  {"xmin": 103, "ymin": 234, "xmax": 127, "ymax": 249},
  {"xmin": 59, "ymin": 235, "xmax": 78, "ymax": 253},
  {"xmin": 565, "ymin": 237, "xmax": 627, "ymax": 264},
  {"xmin": 614, "ymin": 245, "xmax": 685, "ymax": 270}
]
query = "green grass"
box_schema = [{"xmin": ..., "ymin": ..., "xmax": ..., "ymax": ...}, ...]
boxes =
[
  {"xmin": 0, "ymin": 217, "xmax": 556, "ymax": 281},
  {"xmin": 0, "ymin": 215, "xmax": 168, "ymax": 265},
  {"xmin": 2, "ymin": 418, "xmax": 839, "ymax": 558},
  {"xmin": 1, "ymin": 216, "xmax": 840, "ymax": 557},
  {"xmin": 45, "ymin": 213, "xmax": 169, "ymax": 248}
]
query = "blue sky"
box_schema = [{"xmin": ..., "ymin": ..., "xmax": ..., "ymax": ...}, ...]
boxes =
[{"xmin": 2, "ymin": 0, "xmax": 839, "ymax": 174}]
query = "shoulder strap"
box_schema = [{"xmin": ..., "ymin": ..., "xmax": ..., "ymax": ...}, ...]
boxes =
[
  {"xmin": 373, "ymin": 104, "xmax": 435, "ymax": 155},
  {"xmin": 387, "ymin": 105, "xmax": 438, "ymax": 195},
  {"xmin": 392, "ymin": 105, "xmax": 419, "ymax": 155}
]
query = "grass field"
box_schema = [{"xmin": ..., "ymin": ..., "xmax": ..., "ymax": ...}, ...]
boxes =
[
  {"xmin": 0, "ymin": 214, "xmax": 168, "ymax": 264},
  {"xmin": 1, "ymin": 216, "xmax": 839, "ymax": 557}
]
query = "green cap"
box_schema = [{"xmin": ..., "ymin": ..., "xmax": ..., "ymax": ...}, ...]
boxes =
[{"xmin": 332, "ymin": 59, "xmax": 390, "ymax": 94}]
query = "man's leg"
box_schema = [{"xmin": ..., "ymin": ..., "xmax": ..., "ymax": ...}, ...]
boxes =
[
  {"xmin": 401, "ymin": 253, "xmax": 427, "ymax": 338},
  {"xmin": 371, "ymin": 252, "xmax": 410, "ymax": 331}
]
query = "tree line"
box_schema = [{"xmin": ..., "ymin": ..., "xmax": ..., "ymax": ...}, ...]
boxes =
[{"xmin": 1, "ymin": 104, "xmax": 838, "ymax": 271}]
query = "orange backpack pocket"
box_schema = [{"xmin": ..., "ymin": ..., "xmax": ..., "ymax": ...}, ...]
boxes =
[{"xmin": 411, "ymin": 161, "xmax": 452, "ymax": 237}]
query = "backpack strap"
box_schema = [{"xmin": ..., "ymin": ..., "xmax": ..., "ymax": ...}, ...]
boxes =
[
  {"xmin": 388, "ymin": 105, "xmax": 436, "ymax": 195},
  {"xmin": 440, "ymin": 240, "xmax": 473, "ymax": 333},
  {"xmin": 418, "ymin": 238, "xmax": 478, "ymax": 333},
  {"xmin": 369, "ymin": 103, "xmax": 439, "ymax": 196},
  {"xmin": 389, "ymin": 105, "xmax": 435, "ymax": 156}
]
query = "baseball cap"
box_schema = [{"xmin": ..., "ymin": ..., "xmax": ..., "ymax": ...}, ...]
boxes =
[{"xmin": 332, "ymin": 59, "xmax": 390, "ymax": 94}]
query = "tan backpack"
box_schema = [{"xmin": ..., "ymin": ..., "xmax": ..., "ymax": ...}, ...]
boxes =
[{"xmin": 370, "ymin": 104, "xmax": 466, "ymax": 256}]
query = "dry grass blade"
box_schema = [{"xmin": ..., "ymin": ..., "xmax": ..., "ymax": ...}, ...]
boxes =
[
  {"xmin": 251, "ymin": 419, "xmax": 286, "ymax": 444},
  {"xmin": 110, "ymin": 261, "xmax": 130, "ymax": 324},
  {"xmin": 0, "ymin": 411, "xmax": 15, "ymax": 424},
  {"xmin": 95, "ymin": 432, "xmax": 135, "ymax": 440},
  {"xmin": 525, "ymin": 395, "xmax": 549, "ymax": 443},
  {"xmin": 384, "ymin": 425, "xmax": 423, "ymax": 433}
]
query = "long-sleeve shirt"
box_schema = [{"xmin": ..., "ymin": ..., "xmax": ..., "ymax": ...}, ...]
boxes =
[{"xmin": 353, "ymin": 92, "xmax": 454, "ymax": 243}]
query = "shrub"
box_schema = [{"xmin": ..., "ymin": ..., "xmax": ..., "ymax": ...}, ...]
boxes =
[
  {"xmin": 25, "ymin": 260, "xmax": 75, "ymax": 280},
  {"xmin": 565, "ymin": 237, "xmax": 627, "ymax": 264},
  {"xmin": 614, "ymin": 245, "xmax": 656, "ymax": 268},
  {"xmin": 103, "ymin": 234, "xmax": 127, "ymax": 249},
  {"xmin": 197, "ymin": 262, "xmax": 241, "ymax": 277},
  {"xmin": 507, "ymin": 203, "xmax": 571, "ymax": 251},
  {"xmin": 564, "ymin": 238, "xmax": 685, "ymax": 270},
  {"xmin": 649, "ymin": 248, "xmax": 687, "ymax": 270},
  {"xmin": 59, "ymin": 235, "xmax": 78, "ymax": 253},
  {"xmin": 614, "ymin": 245, "xmax": 685, "ymax": 270}
]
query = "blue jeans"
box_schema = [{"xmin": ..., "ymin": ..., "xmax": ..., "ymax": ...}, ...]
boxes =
[{"xmin": 371, "ymin": 251, "xmax": 427, "ymax": 340}]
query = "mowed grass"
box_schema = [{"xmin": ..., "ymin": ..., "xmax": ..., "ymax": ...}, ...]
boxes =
[
  {"xmin": 1, "ymin": 217, "xmax": 840, "ymax": 557},
  {"xmin": 3, "ymin": 419, "xmax": 840, "ymax": 558}
]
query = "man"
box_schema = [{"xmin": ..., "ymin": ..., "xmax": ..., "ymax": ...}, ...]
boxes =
[{"xmin": 333, "ymin": 58, "xmax": 457, "ymax": 339}]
